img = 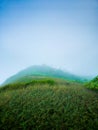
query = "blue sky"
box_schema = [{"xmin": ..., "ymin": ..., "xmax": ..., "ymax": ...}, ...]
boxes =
[{"xmin": 0, "ymin": 0, "xmax": 98, "ymax": 83}]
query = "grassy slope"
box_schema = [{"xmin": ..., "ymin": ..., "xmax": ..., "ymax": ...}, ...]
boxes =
[
  {"xmin": 0, "ymin": 79, "xmax": 98, "ymax": 130},
  {"xmin": 3, "ymin": 65, "xmax": 87, "ymax": 85}
]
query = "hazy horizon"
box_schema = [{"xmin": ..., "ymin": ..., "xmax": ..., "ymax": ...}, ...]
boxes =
[{"xmin": 0, "ymin": 0, "xmax": 98, "ymax": 84}]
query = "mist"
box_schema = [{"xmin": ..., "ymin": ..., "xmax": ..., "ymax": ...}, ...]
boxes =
[{"xmin": 0, "ymin": 0, "xmax": 98, "ymax": 84}]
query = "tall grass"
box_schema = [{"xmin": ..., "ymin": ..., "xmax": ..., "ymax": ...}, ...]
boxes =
[{"xmin": 0, "ymin": 81, "xmax": 98, "ymax": 130}]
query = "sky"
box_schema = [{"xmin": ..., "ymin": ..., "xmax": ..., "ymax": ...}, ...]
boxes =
[{"xmin": 0, "ymin": 0, "xmax": 98, "ymax": 84}]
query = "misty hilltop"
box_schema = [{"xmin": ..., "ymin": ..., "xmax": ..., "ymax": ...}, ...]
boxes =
[{"xmin": 3, "ymin": 65, "xmax": 88, "ymax": 85}]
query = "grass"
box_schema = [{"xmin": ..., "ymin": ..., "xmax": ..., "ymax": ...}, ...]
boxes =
[{"xmin": 0, "ymin": 79, "xmax": 98, "ymax": 130}]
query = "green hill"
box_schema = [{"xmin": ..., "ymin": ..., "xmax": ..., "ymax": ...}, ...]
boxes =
[
  {"xmin": 0, "ymin": 66, "xmax": 97, "ymax": 129},
  {"xmin": 0, "ymin": 78, "xmax": 98, "ymax": 130},
  {"xmin": 3, "ymin": 65, "xmax": 87, "ymax": 85}
]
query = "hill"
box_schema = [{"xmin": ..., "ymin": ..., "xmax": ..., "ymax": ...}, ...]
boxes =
[
  {"xmin": 0, "ymin": 78, "xmax": 98, "ymax": 130},
  {"xmin": 3, "ymin": 65, "xmax": 87, "ymax": 85}
]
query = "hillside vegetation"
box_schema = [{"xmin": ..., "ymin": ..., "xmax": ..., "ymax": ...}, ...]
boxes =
[
  {"xmin": 0, "ymin": 78, "xmax": 98, "ymax": 130},
  {"xmin": 3, "ymin": 65, "xmax": 88, "ymax": 85},
  {"xmin": 85, "ymin": 76, "xmax": 98, "ymax": 90}
]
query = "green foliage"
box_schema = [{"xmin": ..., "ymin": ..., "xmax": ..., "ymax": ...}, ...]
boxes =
[
  {"xmin": 0, "ymin": 79, "xmax": 56, "ymax": 92},
  {"xmin": 0, "ymin": 79, "xmax": 98, "ymax": 130},
  {"xmin": 85, "ymin": 76, "xmax": 98, "ymax": 90}
]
